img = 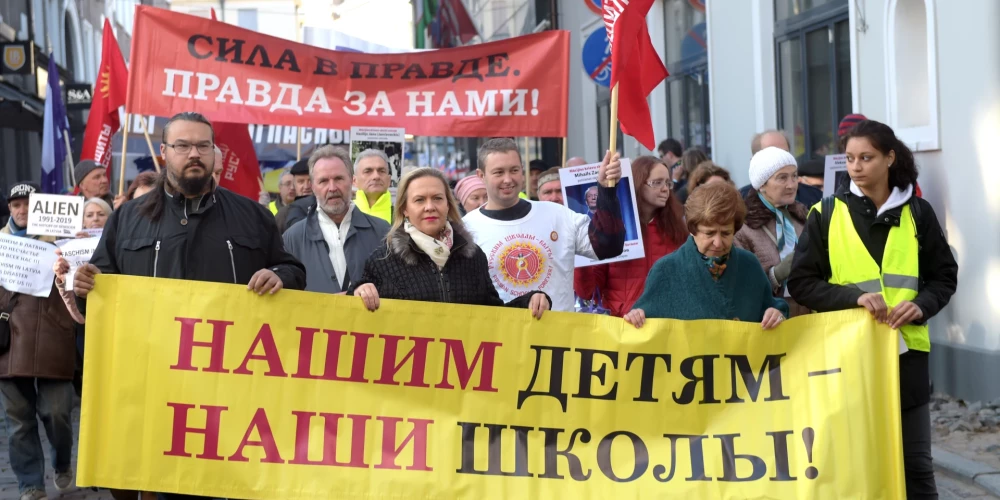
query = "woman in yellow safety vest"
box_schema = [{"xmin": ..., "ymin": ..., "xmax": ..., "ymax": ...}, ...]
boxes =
[{"xmin": 788, "ymin": 119, "xmax": 958, "ymax": 499}]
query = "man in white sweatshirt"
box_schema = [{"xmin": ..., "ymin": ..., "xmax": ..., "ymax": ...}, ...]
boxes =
[{"xmin": 463, "ymin": 138, "xmax": 625, "ymax": 312}]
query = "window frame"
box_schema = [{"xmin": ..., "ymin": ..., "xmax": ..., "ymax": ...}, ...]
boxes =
[
  {"xmin": 661, "ymin": 0, "xmax": 710, "ymax": 154},
  {"xmin": 884, "ymin": 0, "xmax": 939, "ymax": 151},
  {"xmin": 774, "ymin": 0, "xmax": 849, "ymax": 161}
]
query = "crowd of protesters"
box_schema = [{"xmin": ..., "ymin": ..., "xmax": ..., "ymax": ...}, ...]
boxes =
[{"xmin": 0, "ymin": 110, "xmax": 958, "ymax": 500}]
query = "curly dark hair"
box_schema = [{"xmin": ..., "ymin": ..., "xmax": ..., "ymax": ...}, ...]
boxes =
[{"xmin": 839, "ymin": 120, "xmax": 918, "ymax": 190}]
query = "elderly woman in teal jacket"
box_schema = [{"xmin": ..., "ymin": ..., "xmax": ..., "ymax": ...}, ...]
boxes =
[{"xmin": 625, "ymin": 182, "xmax": 788, "ymax": 329}]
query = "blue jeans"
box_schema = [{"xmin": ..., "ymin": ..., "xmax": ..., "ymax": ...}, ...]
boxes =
[{"xmin": 0, "ymin": 378, "xmax": 75, "ymax": 492}]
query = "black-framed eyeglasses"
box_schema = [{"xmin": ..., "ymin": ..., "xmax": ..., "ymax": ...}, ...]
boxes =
[{"xmin": 164, "ymin": 142, "xmax": 215, "ymax": 155}]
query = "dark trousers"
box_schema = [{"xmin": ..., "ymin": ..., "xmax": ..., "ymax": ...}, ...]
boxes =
[
  {"xmin": 0, "ymin": 377, "xmax": 75, "ymax": 492},
  {"xmin": 902, "ymin": 402, "xmax": 937, "ymax": 499}
]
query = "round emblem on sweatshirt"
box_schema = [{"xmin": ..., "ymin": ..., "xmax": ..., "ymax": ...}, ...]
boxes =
[
  {"xmin": 498, "ymin": 241, "xmax": 546, "ymax": 287},
  {"xmin": 550, "ymin": 231, "xmax": 559, "ymax": 242}
]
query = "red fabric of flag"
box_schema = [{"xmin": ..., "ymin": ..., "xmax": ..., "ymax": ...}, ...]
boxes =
[
  {"xmin": 206, "ymin": 8, "xmax": 264, "ymax": 200},
  {"xmin": 603, "ymin": 0, "xmax": 668, "ymax": 151},
  {"xmin": 80, "ymin": 19, "xmax": 128, "ymax": 177}
]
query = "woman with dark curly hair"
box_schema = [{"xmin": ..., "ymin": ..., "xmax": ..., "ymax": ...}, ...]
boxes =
[{"xmin": 789, "ymin": 119, "xmax": 958, "ymax": 498}]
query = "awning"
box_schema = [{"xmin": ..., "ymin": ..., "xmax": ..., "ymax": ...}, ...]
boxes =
[{"xmin": 0, "ymin": 82, "xmax": 43, "ymax": 131}]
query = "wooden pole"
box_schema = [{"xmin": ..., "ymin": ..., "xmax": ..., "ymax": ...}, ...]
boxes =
[
  {"xmin": 296, "ymin": 126, "xmax": 302, "ymax": 161},
  {"xmin": 606, "ymin": 83, "xmax": 619, "ymax": 188},
  {"xmin": 561, "ymin": 136, "xmax": 568, "ymax": 168},
  {"xmin": 118, "ymin": 113, "xmax": 130, "ymax": 195},
  {"xmin": 139, "ymin": 116, "xmax": 160, "ymax": 173}
]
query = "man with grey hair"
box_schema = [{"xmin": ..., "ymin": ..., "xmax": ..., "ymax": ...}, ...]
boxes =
[
  {"xmin": 353, "ymin": 148, "xmax": 392, "ymax": 224},
  {"xmin": 269, "ymin": 170, "xmax": 296, "ymax": 215},
  {"xmin": 284, "ymin": 145, "xmax": 389, "ymax": 293},
  {"xmin": 212, "ymin": 145, "xmax": 224, "ymax": 186},
  {"xmin": 750, "ymin": 130, "xmax": 790, "ymax": 155}
]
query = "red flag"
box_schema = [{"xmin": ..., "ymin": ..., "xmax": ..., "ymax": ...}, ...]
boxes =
[
  {"xmin": 209, "ymin": 7, "xmax": 263, "ymax": 200},
  {"xmin": 603, "ymin": 0, "xmax": 668, "ymax": 150},
  {"xmin": 80, "ymin": 19, "xmax": 128, "ymax": 176},
  {"xmin": 215, "ymin": 124, "xmax": 263, "ymax": 200}
]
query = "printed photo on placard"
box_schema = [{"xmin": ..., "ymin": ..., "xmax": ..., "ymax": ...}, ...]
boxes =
[
  {"xmin": 823, "ymin": 154, "xmax": 849, "ymax": 198},
  {"xmin": 559, "ymin": 159, "xmax": 644, "ymax": 268},
  {"xmin": 350, "ymin": 126, "xmax": 405, "ymax": 188}
]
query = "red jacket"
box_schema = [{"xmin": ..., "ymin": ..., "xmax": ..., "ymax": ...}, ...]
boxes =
[{"xmin": 574, "ymin": 220, "xmax": 684, "ymax": 317}]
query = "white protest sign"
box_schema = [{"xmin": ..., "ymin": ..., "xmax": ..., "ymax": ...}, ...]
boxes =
[
  {"xmin": 558, "ymin": 158, "xmax": 645, "ymax": 268},
  {"xmin": 0, "ymin": 233, "xmax": 57, "ymax": 297},
  {"xmin": 823, "ymin": 154, "xmax": 848, "ymax": 197},
  {"xmin": 27, "ymin": 193, "xmax": 83, "ymax": 238},
  {"xmin": 55, "ymin": 236, "xmax": 100, "ymax": 292},
  {"xmin": 350, "ymin": 126, "xmax": 405, "ymax": 187}
]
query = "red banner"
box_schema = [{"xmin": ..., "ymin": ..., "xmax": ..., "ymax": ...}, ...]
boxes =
[
  {"xmin": 209, "ymin": 7, "xmax": 264, "ymax": 202},
  {"xmin": 126, "ymin": 6, "xmax": 569, "ymax": 137}
]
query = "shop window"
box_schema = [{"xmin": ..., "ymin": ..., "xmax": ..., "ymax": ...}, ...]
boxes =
[
  {"xmin": 885, "ymin": 0, "xmax": 939, "ymax": 150},
  {"xmin": 774, "ymin": 0, "xmax": 851, "ymax": 160},
  {"xmin": 662, "ymin": 0, "xmax": 709, "ymax": 154}
]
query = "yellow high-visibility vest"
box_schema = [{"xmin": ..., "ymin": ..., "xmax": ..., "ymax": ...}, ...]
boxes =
[
  {"xmin": 268, "ymin": 201, "xmax": 278, "ymax": 215},
  {"xmin": 355, "ymin": 190, "xmax": 392, "ymax": 224},
  {"xmin": 818, "ymin": 199, "xmax": 929, "ymax": 351}
]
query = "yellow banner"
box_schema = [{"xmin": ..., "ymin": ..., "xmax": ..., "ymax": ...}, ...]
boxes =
[{"xmin": 79, "ymin": 275, "xmax": 904, "ymax": 499}]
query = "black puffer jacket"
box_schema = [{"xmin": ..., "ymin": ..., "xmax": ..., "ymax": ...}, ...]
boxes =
[
  {"xmin": 350, "ymin": 223, "xmax": 545, "ymax": 308},
  {"xmin": 788, "ymin": 185, "xmax": 958, "ymax": 410},
  {"xmin": 86, "ymin": 186, "xmax": 305, "ymax": 290}
]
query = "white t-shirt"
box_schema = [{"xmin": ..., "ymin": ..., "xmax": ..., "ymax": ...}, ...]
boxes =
[{"xmin": 463, "ymin": 201, "xmax": 597, "ymax": 312}]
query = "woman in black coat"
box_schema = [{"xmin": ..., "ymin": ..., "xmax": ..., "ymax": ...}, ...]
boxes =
[{"xmin": 350, "ymin": 167, "xmax": 550, "ymax": 317}]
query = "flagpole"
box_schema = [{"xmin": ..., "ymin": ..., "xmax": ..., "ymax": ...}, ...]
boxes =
[
  {"xmin": 296, "ymin": 127, "xmax": 302, "ymax": 161},
  {"xmin": 139, "ymin": 116, "xmax": 160, "ymax": 173},
  {"xmin": 561, "ymin": 136, "xmax": 567, "ymax": 168},
  {"xmin": 606, "ymin": 83, "xmax": 619, "ymax": 188},
  {"xmin": 63, "ymin": 134, "xmax": 76, "ymax": 186},
  {"xmin": 119, "ymin": 113, "xmax": 130, "ymax": 195}
]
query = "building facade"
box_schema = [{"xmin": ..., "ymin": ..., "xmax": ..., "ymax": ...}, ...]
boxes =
[
  {"xmin": 0, "ymin": 0, "xmax": 166, "ymax": 192},
  {"xmin": 558, "ymin": 0, "xmax": 995, "ymax": 401},
  {"xmin": 0, "ymin": 0, "xmax": 104, "ymax": 189}
]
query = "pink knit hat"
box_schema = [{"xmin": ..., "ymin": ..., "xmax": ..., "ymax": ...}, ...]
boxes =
[{"xmin": 454, "ymin": 175, "xmax": 486, "ymax": 205}]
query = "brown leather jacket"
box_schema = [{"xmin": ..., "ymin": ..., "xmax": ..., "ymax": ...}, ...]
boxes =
[{"xmin": 0, "ymin": 227, "xmax": 76, "ymax": 380}]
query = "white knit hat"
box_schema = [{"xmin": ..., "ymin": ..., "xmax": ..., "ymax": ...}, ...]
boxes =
[{"xmin": 749, "ymin": 147, "xmax": 798, "ymax": 190}]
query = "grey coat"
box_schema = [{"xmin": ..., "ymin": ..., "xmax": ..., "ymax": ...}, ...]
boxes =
[{"xmin": 283, "ymin": 205, "xmax": 390, "ymax": 293}]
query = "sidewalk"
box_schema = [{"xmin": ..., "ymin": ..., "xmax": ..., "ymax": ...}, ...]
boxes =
[
  {"xmin": 935, "ymin": 445, "xmax": 1000, "ymax": 498},
  {"xmin": 0, "ymin": 408, "xmax": 111, "ymax": 500}
]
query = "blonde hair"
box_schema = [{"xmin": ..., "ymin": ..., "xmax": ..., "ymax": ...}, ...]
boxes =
[
  {"xmin": 388, "ymin": 167, "xmax": 465, "ymax": 241},
  {"xmin": 84, "ymin": 197, "xmax": 112, "ymax": 217}
]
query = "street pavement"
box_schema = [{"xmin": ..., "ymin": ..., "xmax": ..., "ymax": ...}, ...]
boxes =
[{"xmin": 0, "ymin": 410, "xmax": 992, "ymax": 500}]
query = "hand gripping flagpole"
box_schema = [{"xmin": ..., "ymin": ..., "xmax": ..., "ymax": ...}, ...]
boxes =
[
  {"xmin": 606, "ymin": 82, "xmax": 619, "ymax": 188},
  {"xmin": 118, "ymin": 113, "xmax": 130, "ymax": 196}
]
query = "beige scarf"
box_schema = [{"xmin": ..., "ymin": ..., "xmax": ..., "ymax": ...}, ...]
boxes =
[{"xmin": 404, "ymin": 220, "xmax": 454, "ymax": 269}]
